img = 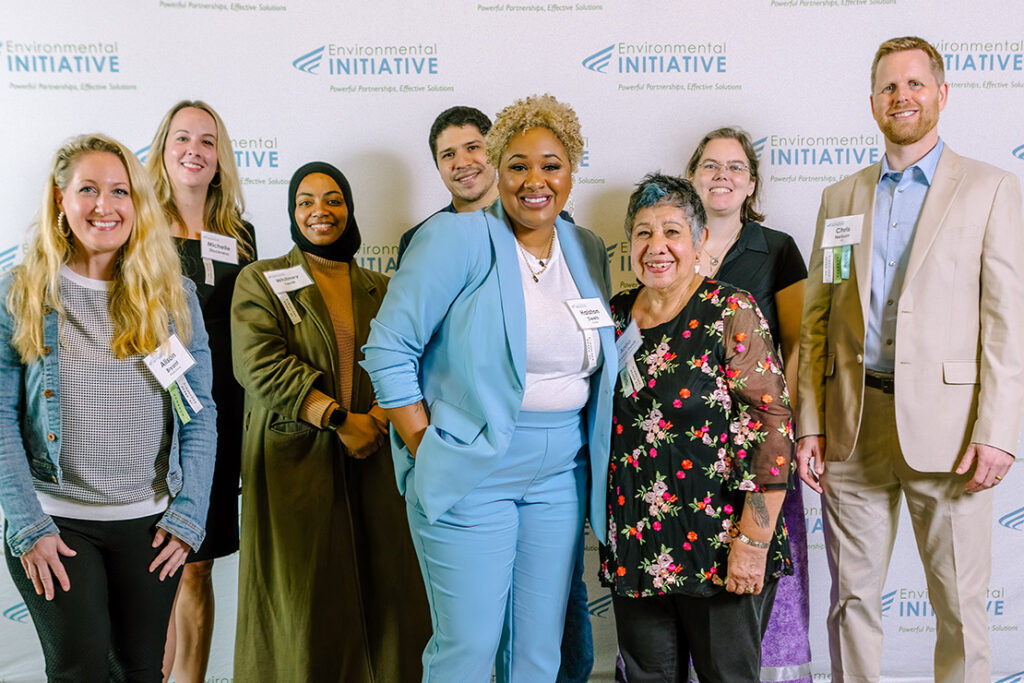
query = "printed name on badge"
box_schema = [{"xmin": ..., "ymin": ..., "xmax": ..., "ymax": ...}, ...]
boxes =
[
  {"xmin": 821, "ymin": 214, "xmax": 864, "ymax": 248},
  {"xmin": 565, "ymin": 298, "xmax": 614, "ymax": 330},
  {"xmin": 143, "ymin": 334, "xmax": 197, "ymax": 390},
  {"xmin": 264, "ymin": 265, "xmax": 314, "ymax": 294},
  {"xmin": 201, "ymin": 231, "xmax": 238, "ymax": 264}
]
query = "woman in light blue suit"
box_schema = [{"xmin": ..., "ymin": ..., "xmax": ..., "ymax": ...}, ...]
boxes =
[{"xmin": 362, "ymin": 94, "xmax": 615, "ymax": 682}]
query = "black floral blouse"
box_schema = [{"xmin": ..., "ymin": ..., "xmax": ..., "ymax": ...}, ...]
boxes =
[{"xmin": 600, "ymin": 280, "xmax": 794, "ymax": 598}]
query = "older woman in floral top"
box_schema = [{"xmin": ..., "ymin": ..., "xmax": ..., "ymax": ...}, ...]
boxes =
[{"xmin": 600, "ymin": 173, "xmax": 793, "ymax": 683}]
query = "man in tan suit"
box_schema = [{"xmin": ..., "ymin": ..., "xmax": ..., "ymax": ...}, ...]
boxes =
[{"xmin": 796, "ymin": 36, "xmax": 1024, "ymax": 682}]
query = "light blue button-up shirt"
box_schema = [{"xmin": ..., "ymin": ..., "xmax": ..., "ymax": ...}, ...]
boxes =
[{"xmin": 865, "ymin": 139, "xmax": 944, "ymax": 373}]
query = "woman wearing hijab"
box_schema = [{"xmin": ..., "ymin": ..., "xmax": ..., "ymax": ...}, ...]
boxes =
[{"xmin": 230, "ymin": 162, "xmax": 430, "ymax": 682}]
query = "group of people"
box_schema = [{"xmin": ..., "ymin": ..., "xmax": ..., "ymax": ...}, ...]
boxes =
[{"xmin": 0, "ymin": 34, "xmax": 1019, "ymax": 683}]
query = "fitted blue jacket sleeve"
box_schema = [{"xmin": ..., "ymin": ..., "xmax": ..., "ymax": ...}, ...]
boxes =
[{"xmin": 361, "ymin": 213, "xmax": 482, "ymax": 408}]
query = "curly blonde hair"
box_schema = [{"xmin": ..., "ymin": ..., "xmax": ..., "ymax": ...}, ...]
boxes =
[
  {"xmin": 486, "ymin": 94, "xmax": 584, "ymax": 172},
  {"xmin": 8, "ymin": 134, "xmax": 190, "ymax": 362},
  {"xmin": 146, "ymin": 100, "xmax": 253, "ymax": 260}
]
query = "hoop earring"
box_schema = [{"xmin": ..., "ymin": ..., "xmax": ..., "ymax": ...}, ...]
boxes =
[
  {"xmin": 210, "ymin": 172, "xmax": 222, "ymax": 189},
  {"xmin": 57, "ymin": 211, "xmax": 70, "ymax": 237}
]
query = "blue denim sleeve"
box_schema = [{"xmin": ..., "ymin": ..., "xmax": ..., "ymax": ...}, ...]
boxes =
[
  {"xmin": 0, "ymin": 280, "xmax": 59, "ymax": 557},
  {"xmin": 156, "ymin": 282, "xmax": 217, "ymax": 552}
]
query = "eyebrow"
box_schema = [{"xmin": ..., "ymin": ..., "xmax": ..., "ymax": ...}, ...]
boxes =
[
  {"xmin": 506, "ymin": 152, "xmax": 564, "ymax": 161},
  {"xmin": 296, "ymin": 190, "xmax": 343, "ymax": 197},
  {"xmin": 172, "ymin": 128, "xmax": 216, "ymax": 138}
]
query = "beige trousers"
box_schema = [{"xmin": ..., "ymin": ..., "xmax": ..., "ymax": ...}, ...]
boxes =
[{"xmin": 820, "ymin": 385, "xmax": 992, "ymax": 683}]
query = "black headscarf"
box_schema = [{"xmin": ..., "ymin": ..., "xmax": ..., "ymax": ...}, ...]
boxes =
[{"xmin": 288, "ymin": 161, "xmax": 362, "ymax": 262}]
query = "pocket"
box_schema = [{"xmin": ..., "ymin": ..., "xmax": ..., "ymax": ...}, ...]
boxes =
[
  {"xmin": 268, "ymin": 416, "xmax": 317, "ymax": 435},
  {"xmin": 429, "ymin": 398, "xmax": 485, "ymax": 445},
  {"xmin": 942, "ymin": 360, "xmax": 979, "ymax": 385}
]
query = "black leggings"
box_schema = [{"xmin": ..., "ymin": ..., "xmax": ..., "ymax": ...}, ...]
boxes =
[{"xmin": 5, "ymin": 514, "xmax": 181, "ymax": 683}]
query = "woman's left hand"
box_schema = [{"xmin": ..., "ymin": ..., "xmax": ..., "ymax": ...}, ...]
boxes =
[
  {"xmin": 149, "ymin": 528, "xmax": 190, "ymax": 581},
  {"xmin": 725, "ymin": 538, "xmax": 769, "ymax": 595}
]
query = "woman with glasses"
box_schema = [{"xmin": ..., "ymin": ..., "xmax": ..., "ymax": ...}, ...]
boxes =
[{"xmin": 686, "ymin": 127, "xmax": 811, "ymax": 683}]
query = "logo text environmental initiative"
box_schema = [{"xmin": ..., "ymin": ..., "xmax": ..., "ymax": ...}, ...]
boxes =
[
  {"xmin": 582, "ymin": 41, "xmax": 726, "ymax": 74},
  {"xmin": 293, "ymin": 43, "xmax": 438, "ymax": 76},
  {"xmin": 3, "ymin": 40, "xmax": 120, "ymax": 73}
]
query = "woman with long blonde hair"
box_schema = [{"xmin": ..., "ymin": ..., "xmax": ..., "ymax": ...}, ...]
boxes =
[
  {"xmin": 146, "ymin": 100, "xmax": 256, "ymax": 683},
  {"xmin": 0, "ymin": 133, "xmax": 216, "ymax": 682}
]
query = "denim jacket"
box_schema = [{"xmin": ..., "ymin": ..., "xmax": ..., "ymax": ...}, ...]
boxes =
[{"xmin": 0, "ymin": 274, "xmax": 217, "ymax": 556}]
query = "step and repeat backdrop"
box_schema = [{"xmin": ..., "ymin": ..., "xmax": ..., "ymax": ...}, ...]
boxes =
[{"xmin": 2, "ymin": 1, "xmax": 1024, "ymax": 681}]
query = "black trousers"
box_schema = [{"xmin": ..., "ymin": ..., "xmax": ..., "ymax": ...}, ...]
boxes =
[
  {"xmin": 611, "ymin": 580, "xmax": 779, "ymax": 683},
  {"xmin": 5, "ymin": 513, "xmax": 181, "ymax": 683}
]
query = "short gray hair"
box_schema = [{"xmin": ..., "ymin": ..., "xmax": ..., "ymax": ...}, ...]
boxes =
[{"xmin": 624, "ymin": 173, "xmax": 706, "ymax": 247}]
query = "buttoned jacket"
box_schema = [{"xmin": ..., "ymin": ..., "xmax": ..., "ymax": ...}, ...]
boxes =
[{"xmin": 797, "ymin": 145, "xmax": 1024, "ymax": 469}]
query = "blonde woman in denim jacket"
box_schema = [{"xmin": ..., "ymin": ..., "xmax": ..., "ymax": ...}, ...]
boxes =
[{"xmin": 0, "ymin": 134, "xmax": 216, "ymax": 683}]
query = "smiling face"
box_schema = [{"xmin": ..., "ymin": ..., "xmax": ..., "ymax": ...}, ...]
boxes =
[
  {"xmin": 435, "ymin": 124, "xmax": 497, "ymax": 212},
  {"xmin": 56, "ymin": 151, "xmax": 135, "ymax": 270},
  {"xmin": 630, "ymin": 203, "xmax": 705, "ymax": 292},
  {"xmin": 690, "ymin": 137, "xmax": 756, "ymax": 222},
  {"xmin": 871, "ymin": 49, "xmax": 947, "ymax": 148},
  {"xmin": 293, "ymin": 173, "xmax": 348, "ymax": 246},
  {"xmin": 162, "ymin": 106, "xmax": 219, "ymax": 193},
  {"xmin": 497, "ymin": 126, "xmax": 572, "ymax": 236}
]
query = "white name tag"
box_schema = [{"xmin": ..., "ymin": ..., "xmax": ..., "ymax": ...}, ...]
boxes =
[
  {"xmin": 565, "ymin": 298, "xmax": 614, "ymax": 330},
  {"xmin": 144, "ymin": 334, "xmax": 196, "ymax": 390},
  {"xmin": 264, "ymin": 265, "xmax": 313, "ymax": 294},
  {"xmin": 615, "ymin": 320, "xmax": 643, "ymax": 370},
  {"xmin": 821, "ymin": 214, "xmax": 864, "ymax": 248},
  {"xmin": 201, "ymin": 231, "xmax": 238, "ymax": 265}
]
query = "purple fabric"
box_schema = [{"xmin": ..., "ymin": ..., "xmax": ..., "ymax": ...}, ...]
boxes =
[{"xmin": 759, "ymin": 484, "xmax": 812, "ymax": 682}]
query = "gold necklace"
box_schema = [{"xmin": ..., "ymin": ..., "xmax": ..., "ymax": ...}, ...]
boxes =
[{"xmin": 516, "ymin": 230, "xmax": 556, "ymax": 282}]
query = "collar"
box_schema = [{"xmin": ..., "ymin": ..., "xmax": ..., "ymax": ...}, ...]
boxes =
[{"xmin": 880, "ymin": 137, "xmax": 944, "ymax": 187}]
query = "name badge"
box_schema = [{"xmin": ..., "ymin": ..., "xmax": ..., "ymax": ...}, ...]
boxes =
[
  {"xmin": 565, "ymin": 298, "xmax": 614, "ymax": 330},
  {"xmin": 264, "ymin": 265, "xmax": 314, "ymax": 324},
  {"xmin": 821, "ymin": 214, "xmax": 864, "ymax": 248},
  {"xmin": 200, "ymin": 231, "xmax": 238, "ymax": 265},
  {"xmin": 144, "ymin": 334, "xmax": 195, "ymax": 389},
  {"xmin": 144, "ymin": 334, "xmax": 203, "ymax": 423}
]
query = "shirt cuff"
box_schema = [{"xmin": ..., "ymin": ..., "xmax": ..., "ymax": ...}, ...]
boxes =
[{"xmin": 300, "ymin": 389, "xmax": 337, "ymax": 428}]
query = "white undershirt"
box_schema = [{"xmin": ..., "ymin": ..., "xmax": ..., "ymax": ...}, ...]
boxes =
[{"xmin": 517, "ymin": 230, "xmax": 600, "ymax": 411}]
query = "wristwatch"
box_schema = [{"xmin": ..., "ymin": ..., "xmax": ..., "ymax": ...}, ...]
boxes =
[{"xmin": 326, "ymin": 405, "xmax": 348, "ymax": 429}]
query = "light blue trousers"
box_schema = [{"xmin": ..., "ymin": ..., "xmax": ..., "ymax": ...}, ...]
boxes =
[{"xmin": 406, "ymin": 409, "xmax": 587, "ymax": 683}]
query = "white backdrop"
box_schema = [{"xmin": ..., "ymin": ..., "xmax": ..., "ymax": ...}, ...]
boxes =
[{"xmin": 2, "ymin": 1, "xmax": 1024, "ymax": 681}]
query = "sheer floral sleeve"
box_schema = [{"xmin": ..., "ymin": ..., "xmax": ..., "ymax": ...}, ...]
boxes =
[{"xmin": 721, "ymin": 291, "xmax": 794, "ymax": 492}]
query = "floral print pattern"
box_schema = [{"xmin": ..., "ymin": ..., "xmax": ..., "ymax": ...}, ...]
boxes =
[{"xmin": 600, "ymin": 280, "xmax": 794, "ymax": 598}]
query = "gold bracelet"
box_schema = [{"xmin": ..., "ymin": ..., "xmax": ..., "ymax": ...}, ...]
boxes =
[{"xmin": 735, "ymin": 531, "xmax": 770, "ymax": 550}]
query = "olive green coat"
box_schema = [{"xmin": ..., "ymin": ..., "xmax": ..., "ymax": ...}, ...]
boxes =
[{"xmin": 231, "ymin": 246, "xmax": 429, "ymax": 682}]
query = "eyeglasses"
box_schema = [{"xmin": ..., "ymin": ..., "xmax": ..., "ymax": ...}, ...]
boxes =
[{"xmin": 697, "ymin": 161, "xmax": 751, "ymax": 176}]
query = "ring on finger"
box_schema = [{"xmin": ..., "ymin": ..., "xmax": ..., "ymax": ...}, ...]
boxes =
[
  {"xmin": 746, "ymin": 586, "xmax": 754, "ymax": 593},
  {"xmin": 995, "ymin": 475, "xmax": 1003, "ymax": 481}
]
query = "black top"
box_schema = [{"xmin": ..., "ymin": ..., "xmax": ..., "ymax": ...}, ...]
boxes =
[
  {"xmin": 713, "ymin": 222, "xmax": 807, "ymax": 349},
  {"xmin": 599, "ymin": 281, "xmax": 794, "ymax": 598},
  {"xmin": 174, "ymin": 221, "xmax": 256, "ymax": 559}
]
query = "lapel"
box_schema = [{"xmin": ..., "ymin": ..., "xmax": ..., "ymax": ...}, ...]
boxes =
[
  {"xmin": 348, "ymin": 263, "xmax": 380, "ymax": 408},
  {"xmin": 484, "ymin": 202, "xmax": 527, "ymax": 387},
  {"xmin": 286, "ymin": 246, "xmax": 340, "ymax": 396},
  {"xmin": 556, "ymin": 217, "xmax": 618, "ymax": 395},
  {"xmin": 902, "ymin": 147, "xmax": 964, "ymax": 293},
  {"xmin": 851, "ymin": 164, "xmax": 881, "ymax": 329}
]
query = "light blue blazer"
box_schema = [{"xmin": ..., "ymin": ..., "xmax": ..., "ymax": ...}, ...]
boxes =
[{"xmin": 361, "ymin": 201, "xmax": 616, "ymax": 543}]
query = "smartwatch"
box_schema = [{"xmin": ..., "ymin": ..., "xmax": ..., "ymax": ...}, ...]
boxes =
[{"xmin": 326, "ymin": 405, "xmax": 348, "ymax": 429}]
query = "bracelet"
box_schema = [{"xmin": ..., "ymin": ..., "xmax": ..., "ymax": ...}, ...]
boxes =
[{"xmin": 734, "ymin": 531, "xmax": 770, "ymax": 550}]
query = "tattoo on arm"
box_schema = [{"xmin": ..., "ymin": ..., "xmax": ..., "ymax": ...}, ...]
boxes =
[{"xmin": 748, "ymin": 493, "xmax": 770, "ymax": 528}]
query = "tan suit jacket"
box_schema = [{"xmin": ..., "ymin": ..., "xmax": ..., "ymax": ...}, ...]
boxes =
[{"xmin": 797, "ymin": 145, "xmax": 1024, "ymax": 471}]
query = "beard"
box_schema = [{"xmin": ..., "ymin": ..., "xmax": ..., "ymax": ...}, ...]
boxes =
[{"xmin": 876, "ymin": 102, "xmax": 940, "ymax": 146}]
